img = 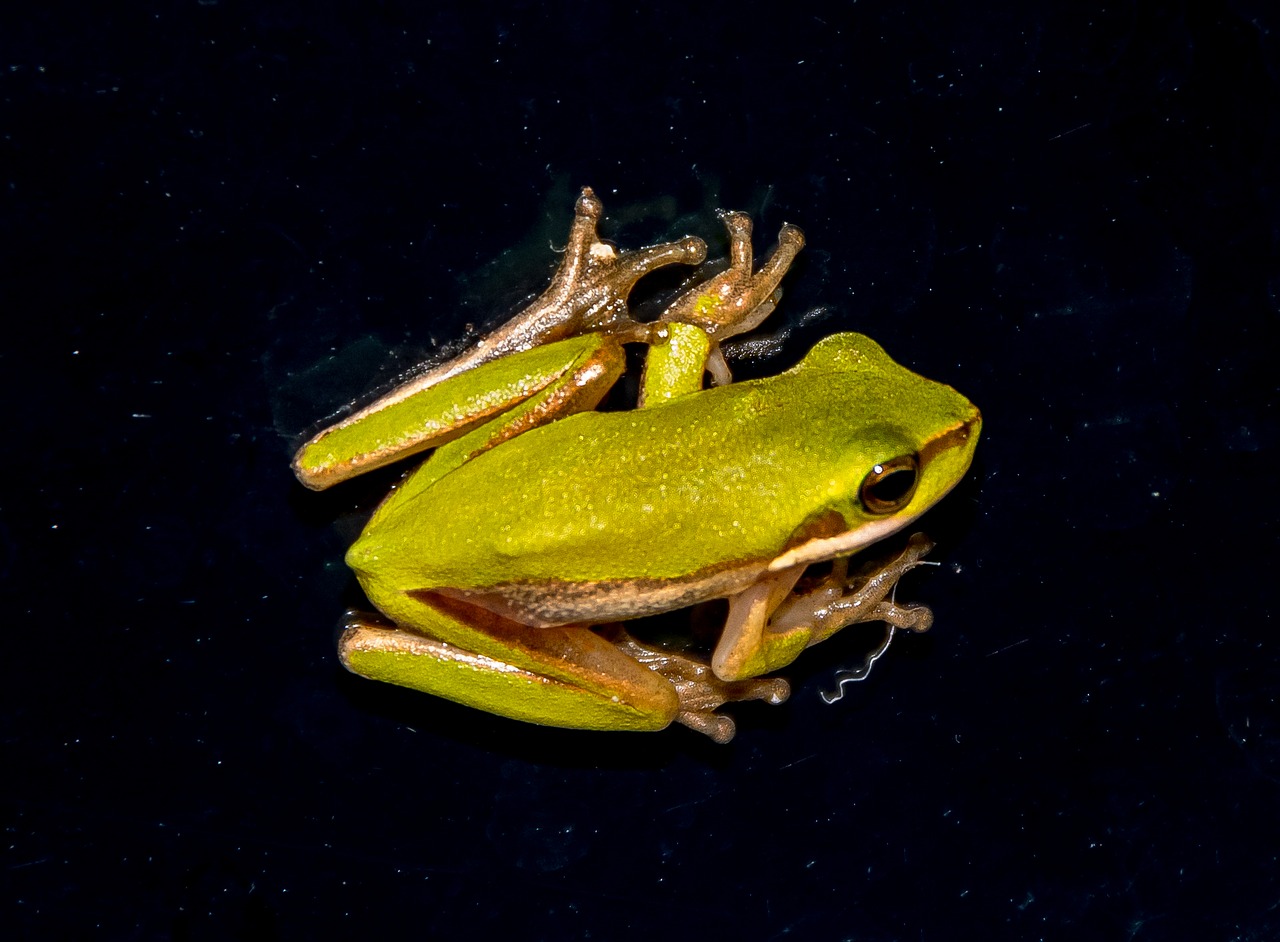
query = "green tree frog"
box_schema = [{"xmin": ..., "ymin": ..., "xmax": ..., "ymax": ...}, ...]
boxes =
[{"xmin": 292, "ymin": 188, "xmax": 981, "ymax": 742}]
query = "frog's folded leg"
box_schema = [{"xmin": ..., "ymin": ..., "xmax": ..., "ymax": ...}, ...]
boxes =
[{"xmin": 339, "ymin": 597, "xmax": 787, "ymax": 743}]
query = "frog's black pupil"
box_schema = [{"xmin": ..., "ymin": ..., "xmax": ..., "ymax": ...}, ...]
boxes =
[{"xmin": 867, "ymin": 468, "xmax": 916, "ymax": 504}]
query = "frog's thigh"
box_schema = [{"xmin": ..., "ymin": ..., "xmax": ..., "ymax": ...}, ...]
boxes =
[
  {"xmin": 339, "ymin": 610, "xmax": 680, "ymax": 733},
  {"xmin": 295, "ymin": 332, "xmax": 625, "ymax": 490}
]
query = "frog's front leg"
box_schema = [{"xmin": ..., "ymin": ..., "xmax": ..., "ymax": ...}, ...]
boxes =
[
  {"xmin": 711, "ymin": 534, "xmax": 938, "ymax": 682},
  {"xmin": 338, "ymin": 595, "xmax": 786, "ymax": 742}
]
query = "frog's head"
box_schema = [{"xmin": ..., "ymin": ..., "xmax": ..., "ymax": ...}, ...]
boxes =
[{"xmin": 769, "ymin": 332, "xmax": 981, "ymax": 571}]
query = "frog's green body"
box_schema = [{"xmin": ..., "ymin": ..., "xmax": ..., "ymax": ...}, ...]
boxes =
[{"xmin": 294, "ymin": 189, "xmax": 980, "ymax": 742}]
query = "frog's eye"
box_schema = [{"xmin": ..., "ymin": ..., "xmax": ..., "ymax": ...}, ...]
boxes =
[{"xmin": 859, "ymin": 455, "xmax": 919, "ymax": 514}]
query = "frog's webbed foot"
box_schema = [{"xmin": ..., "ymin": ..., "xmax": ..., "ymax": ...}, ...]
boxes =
[
  {"xmin": 601, "ymin": 625, "xmax": 790, "ymax": 744},
  {"xmin": 659, "ymin": 210, "xmax": 805, "ymax": 365},
  {"xmin": 773, "ymin": 532, "xmax": 938, "ymax": 645},
  {"xmin": 391, "ymin": 188, "xmax": 707, "ymax": 396},
  {"xmin": 477, "ymin": 188, "xmax": 707, "ymax": 356}
]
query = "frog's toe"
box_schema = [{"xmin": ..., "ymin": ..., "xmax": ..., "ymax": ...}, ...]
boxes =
[
  {"xmin": 602, "ymin": 625, "xmax": 792, "ymax": 741},
  {"xmin": 677, "ymin": 710, "xmax": 737, "ymax": 744},
  {"xmin": 672, "ymin": 676, "xmax": 789, "ymax": 742}
]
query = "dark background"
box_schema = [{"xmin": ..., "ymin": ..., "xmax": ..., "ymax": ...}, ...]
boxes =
[{"xmin": 4, "ymin": 2, "xmax": 1277, "ymax": 939}]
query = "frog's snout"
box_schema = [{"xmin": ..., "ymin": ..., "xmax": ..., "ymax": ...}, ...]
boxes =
[{"xmin": 344, "ymin": 536, "xmax": 376, "ymax": 576}]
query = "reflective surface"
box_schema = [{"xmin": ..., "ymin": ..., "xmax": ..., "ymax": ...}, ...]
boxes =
[{"xmin": 4, "ymin": 2, "xmax": 1277, "ymax": 937}]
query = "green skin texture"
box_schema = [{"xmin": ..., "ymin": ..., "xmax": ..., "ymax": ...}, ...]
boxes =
[
  {"xmin": 351, "ymin": 332, "xmax": 974, "ymax": 591},
  {"xmin": 300, "ymin": 324, "xmax": 980, "ymax": 736}
]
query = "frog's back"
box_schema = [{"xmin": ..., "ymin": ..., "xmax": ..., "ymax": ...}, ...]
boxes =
[
  {"xmin": 353, "ymin": 332, "xmax": 976, "ymax": 591},
  {"xmin": 362, "ymin": 373, "xmax": 830, "ymax": 587}
]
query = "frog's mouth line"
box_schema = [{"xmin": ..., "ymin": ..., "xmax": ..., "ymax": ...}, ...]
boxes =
[{"xmin": 767, "ymin": 509, "xmax": 927, "ymax": 572}]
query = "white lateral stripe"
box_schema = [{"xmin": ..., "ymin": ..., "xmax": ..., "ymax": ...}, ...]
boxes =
[{"xmin": 767, "ymin": 512, "xmax": 921, "ymax": 572}]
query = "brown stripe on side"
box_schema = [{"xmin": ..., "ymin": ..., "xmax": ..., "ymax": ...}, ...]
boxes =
[
  {"xmin": 917, "ymin": 408, "xmax": 982, "ymax": 466},
  {"xmin": 415, "ymin": 509, "xmax": 850, "ymax": 628}
]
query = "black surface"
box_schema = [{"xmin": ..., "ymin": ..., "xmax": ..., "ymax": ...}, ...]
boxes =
[{"xmin": 4, "ymin": 2, "xmax": 1278, "ymax": 939}]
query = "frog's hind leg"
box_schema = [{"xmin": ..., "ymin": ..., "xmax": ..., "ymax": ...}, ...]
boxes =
[
  {"xmin": 339, "ymin": 615, "xmax": 680, "ymax": 735},
  {"xmin": 659, "ymin": 212, "xmax": 805, "ymax": 346},
  {"xmin": 601, "ymin": 626, "xmax": 790, "ymax": 743},
  {"xmin": 339, "ymin": 609, "xmax": 682, "ymax": 736},
  {"xmin": 339, "ymin": 589, "xmax": 788, "ymax": 742}
]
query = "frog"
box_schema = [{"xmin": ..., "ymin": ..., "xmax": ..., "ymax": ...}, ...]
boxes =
[{"xmin": 292, "ymin": 187, "xmax": 981, "ymax": 742}]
